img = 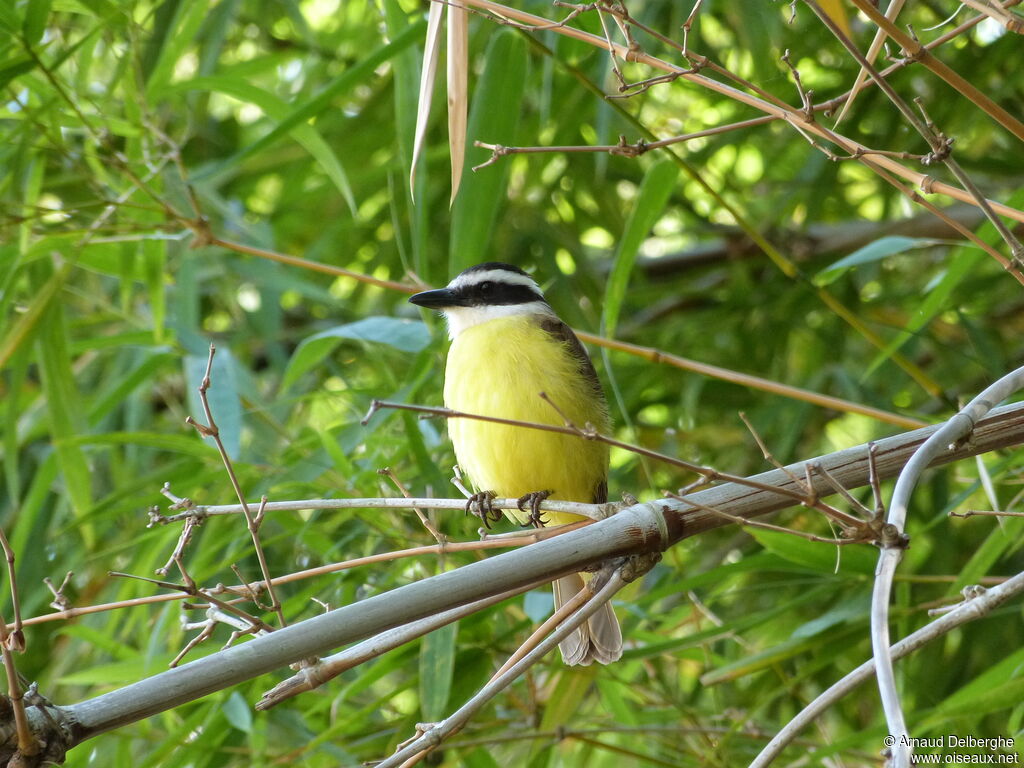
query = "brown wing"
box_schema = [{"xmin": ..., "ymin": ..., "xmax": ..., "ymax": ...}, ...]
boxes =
[
  {"xmin": 536, "ymin": 316, "xmax": 606, "ymax": 403},
  {"xmin": 536, "ymin": 315, "xmax": 610, "ymax": 504}
]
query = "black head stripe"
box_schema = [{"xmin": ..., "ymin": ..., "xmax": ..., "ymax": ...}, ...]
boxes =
[
  {"xmin": 468, "ymin": 282, "xmax": 545, "ymax": 306},
  {"xmin": 460, "ymin": 262, "xmax": 530, "ymax": 278},
  {"xmin": 450, "ymin": 262, "xmax": 547, "ymax": 306}
]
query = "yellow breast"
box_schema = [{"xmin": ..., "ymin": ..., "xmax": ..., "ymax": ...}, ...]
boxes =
[{"xmin": 443, "ymin": 314, "xmax": 609, "ymax": 525}]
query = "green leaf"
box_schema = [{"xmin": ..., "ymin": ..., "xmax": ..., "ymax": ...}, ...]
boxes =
[
  {"xmin": 863, "ymin": 186, "xmax": 1024, "ymax": 376},
  {"xmin": 59, "ymin": 654, "xmax": 184, "ymax": 685},
  {"xmin": 814, "ymin": 236, "xmax": 943, "ymax": 286},
  {"xmin": 703, "ymin": 623, "xmax": 861, "ymax": 684},
  {"xmin": 953, "ymin": 515, "xmax": 1024, "ymax": 591},
  {"xmin": 791, "ymin": 592, "xmax": 870, "ymax": 639},
  {"xmin": 168, "ymin": 76, "xmax": 356, "ymax": 215},
  {"xmin": 0, "ymin": 55, "xmax": 35, "ymax": 89},
  {"xmin": 23, "ymin": 0, "xmax": 51, "ymax": 45},
  {"xmin": 65, "ymin": 431, "xmax": 220, "ymax": 458},
  {"xmin": 449, "ymin": 29, "xmax": 528, "ymax": 275},
  {"xmin": 143, "ymin": 0, "xmax": 208, "ymax": 97},
  {"xmin": 539, "ymin": 667, "xmax": 596, "ymax": 731},
  {"xmin": 603, "ymin": 159, "xmax": 678, "ymax": 337},
  {"xmin": 197, "ymin": 20, "xmax": 424, "ymax": 185},
  {"xmin": 748, "ymin": 528, "xmax": 876, "ymax": 575},
  {"xmin": 37, "ymin": 300, "xmax": 94, "ymax": 541},
  {"xmin": 223, "ymin": 692, "xmax": 254, "ymax": 733},
  {"xmin": 419, "ymin": 621, "xmax": 458, "ymax": 721},
  {"xmin": 0, "ymin": 259, "xmax": 73, "ymax": 372},
  {"xmin": 185, "ymin": 347, "xmax": 243, "ymax": 460},
  {"xmin": 402, "ymin": 410, "xmax": 448, "ymax": 493},
  {"xmin": 0, "ymin": 2, "xmax": 20, "ymax": 32},
  {"xmin": 928, "ymin": 676, "xmax": 1024, "ymax": 721},
  {"xmin": 862, "ymin": 247, "xmax": 984, "ymax": 377},
  {"xmin": 282, "ymin": 317, "xmax": 431, "ymax": 390},
  {"xmin": 462, "ymin": 748, "xmax": 501, "ymax": 768},
  {"xmin": 382, "ymin": 0, "xmax": 428, "ymax": 270}
]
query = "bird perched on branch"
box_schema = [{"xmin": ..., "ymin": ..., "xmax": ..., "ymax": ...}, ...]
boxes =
[{"xmin": 409, "ymin": 262, "xmax": 622, "ymax": 665}]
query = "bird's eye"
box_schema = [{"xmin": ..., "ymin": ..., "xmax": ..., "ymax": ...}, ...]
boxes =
[{"xmin": 479, "ymin": 281, "xmax": 494, "ymax": 295}]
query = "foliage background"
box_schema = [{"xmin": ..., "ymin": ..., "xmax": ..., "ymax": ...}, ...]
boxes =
[{"xmin": 1, "ymin": 0, "xmax": 1023, "ymax": 765}]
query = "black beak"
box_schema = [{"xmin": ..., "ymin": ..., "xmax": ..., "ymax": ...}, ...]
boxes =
[{"xmin": 408, "ymin": 287, "xmax": 465, "ymax": 309}]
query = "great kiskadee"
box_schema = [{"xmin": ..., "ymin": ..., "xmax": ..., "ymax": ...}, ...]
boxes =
[{"xmin": 409, "ymin": 262, "xmax": 622, "ymax": 666}]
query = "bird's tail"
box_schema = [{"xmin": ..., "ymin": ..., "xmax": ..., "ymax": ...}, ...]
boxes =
[{"xmin": 552, "ymin": 572, "xmax": 623, "ymax": 666}]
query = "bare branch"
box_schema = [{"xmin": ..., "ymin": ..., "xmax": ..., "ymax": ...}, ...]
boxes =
[
  {"xmin": 51, "ymin": 401, "xmax": 1024, "ymax": 748},
  {"xmin": 752, "ymin": 568, "xmax": 1024, "ymax": 767},
  {"xmin": 870, "ymin": 365, "xmax": 1024, "ymax": 767}
]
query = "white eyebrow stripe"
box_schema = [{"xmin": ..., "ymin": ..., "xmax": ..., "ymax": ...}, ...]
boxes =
[{"xmin": 448, "ymin": 269, "xmax": 542, "ymax": 294}]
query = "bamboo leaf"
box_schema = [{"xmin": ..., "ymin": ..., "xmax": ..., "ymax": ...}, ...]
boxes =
[
  {"xmin": 814, "ymin": 236, "xmax": 944, "ymax": 286},
  {"xmin": 419, "ymin": 621, "xmax": 457, "ymax": 721},
  {"xmin": 282, "ymin": 317, "xmax": 431, "ymax": 390},
  {"xmin": 184, "ymin": 348, "xmax": 243, "ymax": 461},
  {"xmin": 0, "ymin": 260, "xmax": 73, "ymax": 372},
  {"xmin": 143, "ymin": 0, "xmax": 208, "ymax": 97},
  {"xmin": 36, "ymin": 301, "xmax": 94, "ymax": 541},
  {"xmin": 446, "ymin": 1, "xmax": 468, "ymax": 203},
  {"xmin": 168, "ymin": 75, "xmax": 356, "ymax": 214},
  {"xmin": 603, "ymin": 159, "xmax": 677, "ymax": 338},
  {"xmin": 449, "ymin": 30, "xmax": 527, "ymax": 273},
  {"xmin": 749, "ymin": 528, "xmax": 876, "ymax": 575},
  {"xmin": 196, "ymin": 20, "xmax": 424, "ymax": 185},
  {"xmin": 539, "ymin": 667, "xmax": 596, "ymax": 731},
  {"xmin": 410, "ymin": 1, "xmax": 445, "ymax": 199},
  {"xmin": 23, "ymin": 0, "xmax": 51, "ymax": 45}
]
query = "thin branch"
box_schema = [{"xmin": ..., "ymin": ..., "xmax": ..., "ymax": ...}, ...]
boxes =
[
  {"xmin": 832, "ymin": 0, "xmax": 907, "ymax": 125},
  {"xmin": 959, "ymin": 0, "xmax": 1024, "ymax": 30},
  {"xmin": 374, "ymin": 567, "xmax": 632, "ymax": 768},
  {"xmin": 752, "ymin": 568, "xmax": 1024, "ymax": 767},
  {"xmin": 43, "ymin": 572, "xmax": 74, "ymax": 612},
  {"xmin": 257, "ymin": 579, "xmax": 545, "ymax": 709},
  {"xmin": 22, "ymin": 525, "xmax": 571, "ymax": 628},
  {"xmin": 49, "ymin": 400, "xmax": 1024, "ymax": 748},
  {"xmin": 950, "ymin": 508, "xmax": 1024, "ymax": 518},
  {"xmin": 107, "ymin": 571, "xmax": 274, "ymax": 665},
  {"xmin": 805, "ymin": 0, "xmax": 1024, "ymax": 261},
  {"xmin": 870, "ymin": 364, "xmax": 1024, "ymax": 767},
  {"xmin": 148, "ymin": 493, "xmax": 604, "ymax": 525},
  {"xmin": 379, "ymin": 468, "xmax": 447, "ymax": 545},
  {"xmin": 207, "ymin": 236, "xmax": 417, "ymax": 293},
  {"xmin": 489, "ymin": 569, "xmax": 598, "ymax": 678},
  {"xmin": 845, "ymin": 0, "xmax": 1024, "ymax": 141},
  {"xmin": 0, "ymin": 528, "xmax": 38, "ymax": 759},
  {"xmin": 365, "ymin": 397, "xmax": 873, "ymax": 510},
  {"xmin": 667, "ymin": 492, "xmax": 865, "ymax": 546},
  {"xmin": 452, "ymin": 0, "xmax": 1024, "ymax": 232},
  {"xmin": 186, "ymin": 344, "xmax": 287, "ymax": 628},
  {"xmin": 574, "ymin": 331, "xmax": 928, "ymax": 429}
]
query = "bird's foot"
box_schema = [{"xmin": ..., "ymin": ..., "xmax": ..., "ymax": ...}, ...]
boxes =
[
  {"xmin": 516, "ymin": 490, "xmax": 552, "ymax": 528},
  {"xmin": 466, "ymin": 491, "xmax": 500, "ymax": 528}
]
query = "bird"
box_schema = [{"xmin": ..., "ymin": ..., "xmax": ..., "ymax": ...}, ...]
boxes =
[{"xmin": 409, "ymin": 262, "xmax": 622, "ymax": 666}]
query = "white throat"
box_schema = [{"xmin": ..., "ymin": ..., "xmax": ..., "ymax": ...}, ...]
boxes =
[{"xmin": 443, "ymin": 301, "xmax": 554, "ymax": 340}]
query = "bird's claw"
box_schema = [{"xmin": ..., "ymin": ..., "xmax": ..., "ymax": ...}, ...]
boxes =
[
  {"xmin": 466, "ymin": 491, "xmax": 500, "ymax": 528},
  {"xmin": 516, "ymin": 490, "xmax": 551, "ymax": 528}
]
